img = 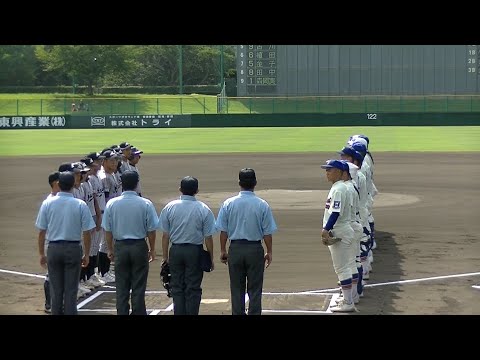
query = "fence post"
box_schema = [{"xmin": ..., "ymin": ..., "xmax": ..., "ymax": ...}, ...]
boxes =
[
  {"xmin": 64, "ymin": 98, "xmax": 67, "ymax": 114},
  {"xmin": 40, "ymin": 99, "xmax": 43, "ymax": 115},
  {"xmin": 249, "ymin": 97, "xmax": 252, "ymax": 114},
  {"xmin": 180, "ymin": 98, "xmax": 183, "ymax": 114},
  {"xmin": 16, "ymin": 99, "xmax": 19, "ymax": 116},
  {"xmin": 203, "ymin": 97, "xmax": 206, "ymax": 114},
  {"xmin": 157, "ymin": 98, "xmax": 159, "ymax": 115}
]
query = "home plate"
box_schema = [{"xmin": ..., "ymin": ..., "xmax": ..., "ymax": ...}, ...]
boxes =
[{"xmin": 201, "ymin": 299, "xmax": 229, "ymax": 304}]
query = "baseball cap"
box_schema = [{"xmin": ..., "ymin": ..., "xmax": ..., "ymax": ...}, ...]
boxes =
[
  {"xmin": 349, "ymin": 137, "xmax": 368, "ymax": 150},
  {"xmin": 131, "ymin": 146, "xmax": 143, "ymax": 155},
  {"xmin": 80, "ymin": 157, "xmax": 94, "ymax": 167},
  {"xmin": 86, "ymin": 152, "xmax": 105, "ymax": 161},
  {"xmin": 102, "ymin": 150, "xmax": 119, "ymax": 160},
  {"xmin": 119, "ymin": 142, "xmax": 133, "ymax": 150},
  {"xmin": 72, "ymin": 161, "xmax": 90, "ymax": 173},
  {"xmin": 346, "ymin": 161, "xmax": 359, "ymax": 179},
  {"xmin": 321, "ymin": 159, "xmax": 347, "ymax": 171},
  {"xmin": 350, "ymin": 142, "xmax": 367, "ymax": 155},
  {"xmin": 58, "ymin": 162, "xmax": 89, "ymax": 173},
  {"xmin": 338, "ymin": 146, "xmax": 358, "ymax": 158},
  {"xmin": 350, "ymin": 134, "xmax": 370, "ymax": 145}
]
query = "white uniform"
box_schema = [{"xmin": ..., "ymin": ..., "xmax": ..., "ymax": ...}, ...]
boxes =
[{"xmin": 323, "ymin": 180, "xmax": 354, "ymax": 282}]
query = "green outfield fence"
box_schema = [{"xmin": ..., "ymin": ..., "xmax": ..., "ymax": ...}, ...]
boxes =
[{"xmin": 2, "ymin": 95, "xmax": 480, "ymax": 116}]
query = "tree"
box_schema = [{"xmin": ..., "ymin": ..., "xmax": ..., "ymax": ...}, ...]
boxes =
[
  {"xmin": 0, "ymin": 46, "xmax": 37, "ymax": 86},
  {"xmin": 35, "ymin": 45, "xmax": 132, "ymax": 95}
]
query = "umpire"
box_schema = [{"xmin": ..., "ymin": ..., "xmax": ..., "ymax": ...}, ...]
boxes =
[
  {"xmin": 158, "ymin": 176, "xmax": 216, "ymax": 315},
  {"xmin": 35, "ymin": 171, "xmax": 95, "ymax": 315},
  {"xmin": 101, "ymin": 170, "xmax": 158, "ymax": 315},
  {"xmin": 216, "ymin": 168, "xmax": 278, "ymax": 315}
]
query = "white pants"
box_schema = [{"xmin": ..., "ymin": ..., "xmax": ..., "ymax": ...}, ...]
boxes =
[{"xmin": 328, "ymin": 225, "xmax": 355, "ymax": 281}]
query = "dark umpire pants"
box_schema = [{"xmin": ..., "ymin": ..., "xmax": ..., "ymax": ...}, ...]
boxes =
[
  {"xmin": 169, "ymin": 243, "xmax": 204, "ymax": 315},
  {"xmin": 47, "ymin": 241, "xmax": 82, "ymax": 315},
  {"xmin": 114, "ymin": 239, "xmax": 149, "ymax": 315},
  {"xmin": 228, "ymin": 240, "xmax": 265, "ymax": 315}
]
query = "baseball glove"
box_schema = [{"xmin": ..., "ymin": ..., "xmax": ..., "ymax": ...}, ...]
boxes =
[{"xmin": 322, "ymin": 231, "xmax": 342, "ymax": 246}]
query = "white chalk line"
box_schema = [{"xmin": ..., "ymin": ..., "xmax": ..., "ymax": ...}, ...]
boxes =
[
  {"xmin": 2, "ymin": 267, "xmax": 480, "ymax": 314},
  {"xmin": 302, "ymin": 271, "xmax": 480, "ymax": 294}
]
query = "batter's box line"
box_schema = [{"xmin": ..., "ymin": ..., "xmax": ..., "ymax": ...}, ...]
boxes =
[
  {"xmin": 77, "ymin": 290, "xmax": 173, "ymax": 312},
  {"xmin": 300, "ymin": 271, "xmax": 480, "ymax": 294}
]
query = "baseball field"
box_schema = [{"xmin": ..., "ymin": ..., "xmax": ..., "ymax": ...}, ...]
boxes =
[{"xmin": 0, "ymin": 126, "xmax": 479, "ymax": 315}]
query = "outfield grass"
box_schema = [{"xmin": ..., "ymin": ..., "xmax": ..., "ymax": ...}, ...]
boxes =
[
  {"xmin": 2, "ymin": 94, "xmax": 480, "ymax": 116},
  {"xmin": 0, "ymin": 94, "xmax": 219, "ymax": 116},
  {"xmin": 1, "ymin": 126, "xmax": 479, "ymax": 156}
]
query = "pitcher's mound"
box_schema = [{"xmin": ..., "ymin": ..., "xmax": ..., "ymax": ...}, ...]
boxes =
[{"xmin": 193, "ymin": 190, "xmax": 420, "ymax": 210}]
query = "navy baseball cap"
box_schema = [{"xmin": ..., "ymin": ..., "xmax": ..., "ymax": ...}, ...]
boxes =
[
  {"xmin": 119, "ymin": 142, "xmax": 133, "ymax": 150},
  {"xmin": 131, "ymin": 146, "xmax": 143, "ymax": 155},
  {"xmin": 102, "ymin": 150, "xmax": 119, "ymax": 160},
  {"xmin": 58, "ymin": 162, "xmax": 88, "ymax": 173},
  {"xmin": 338, "ymin": 146, "xmax": 357, "ymax": 158},
  {"xmin": 86, "ymin": 152, "xmax": 105, "ymax": 161},
  {"xmin": 321, "ymin": 159, "xmax": 346, "ymax": 171},
  {"xmin": 80, "ymin": 157, "xmax": 94, "ymax": 167},
  {"xmin": 72, "ymin": 161, "xmax": 90, "ymax": 173},
  {"xmin": 350, "ymin": 142, "xmax": 367, "ymax": 155}
]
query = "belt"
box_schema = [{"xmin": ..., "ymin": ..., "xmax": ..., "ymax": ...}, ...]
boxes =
[
  {"xmin": 172, "ymin": 243, "xmax": 202, "ymax": 246},
  {"xmin": 49, "ymin": 240, "xmax": 80, "ymax": 244},
  {"xmin": 230, "ymin": 239, "xmax": 261, "ymax": 244},
  {"xmin": 115, "ymin": 238, "xmax": 145, "ymax": 243}
]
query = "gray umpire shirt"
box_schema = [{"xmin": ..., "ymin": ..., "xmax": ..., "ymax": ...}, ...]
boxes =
[
  {"xmin": 102, "ymin": 191, "xmax": 158, "ymax": 240},
  {"xmin": 215, "ymin": 191, "xmax": 278, "ymax": 241},
  {"xmin": 158, "ymin": 195, "xmax": 216, "ymax": 244}
]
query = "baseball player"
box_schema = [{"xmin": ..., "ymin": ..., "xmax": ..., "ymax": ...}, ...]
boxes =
[
  {"xmin": 97, "ymin": 150, "xmax": 122, "ymax": 282},
  {"xmin": 340, "ymin": 146, "xmax": 372, "ymax": 282},
  {"xmin": 118, "ymin": 142, "xmax": 133, "ymax": 174},
  {"xmin": 349, "ymin": 135, "xmax": 378, "ymax": 249},
  {"xmin": 337, "ymin": 159, "xmax": 362, "ymax": 304},
  {"xmin": 123, "ymin": 146, "xmax": 143, "ymax": 196},
  {"xmin": 85, "ymin": 152, "xmax": 107, "ymax": 285},
  {"xmin": 320, "ymin": 160, "xmax": 356, "ymax": 312},
  {"xmin": 350, "ymin": 141, "xmax": 376, "ymax": 271}
]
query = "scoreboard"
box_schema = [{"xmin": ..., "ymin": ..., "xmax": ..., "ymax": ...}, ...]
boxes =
[
  {"xmin": 236, "ymin": 45, "xmax": 277, "ymax": 95},
  {"xmin": 236, "ymin": 45, "xmax": 480, "ymax": 96}
]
